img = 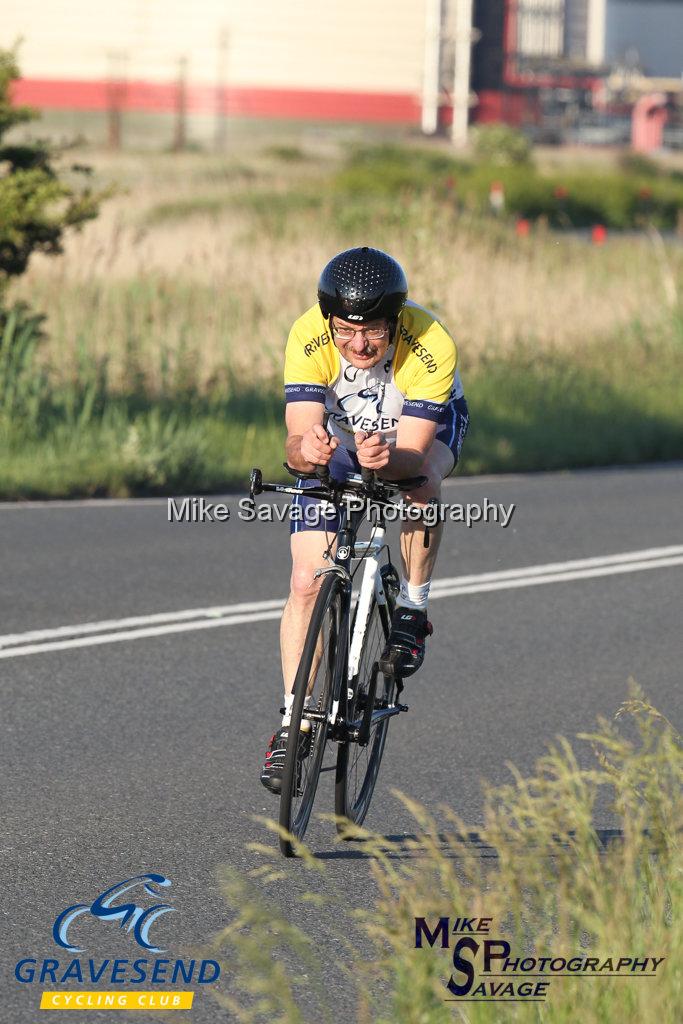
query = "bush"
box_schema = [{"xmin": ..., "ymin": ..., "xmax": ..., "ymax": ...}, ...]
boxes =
[
  {"xmin": 334, "ymin": 143, "xmax": 464, "ymax": 197},
  {"xmin": 471, "ymin": 123, "xmax": 533, "ymax": 166},
  {"xmin": 618, "ymin": 152, "xmax": 660, "ymax": 177},
  {"xmin": 0, "ymin": 302, "xmax": 48, "ymax": 437},
  {"xmin": 0, "ymin": 48, "xmax": 105, "ymax": 290},
  {"xmin": 332, "ymin": 142, "xmax": 683, "ymax": 229}
]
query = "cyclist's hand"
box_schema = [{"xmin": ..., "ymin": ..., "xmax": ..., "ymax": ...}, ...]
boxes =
[
  {"xmin": 355, "ymin": 431, "xmax": 390, "ymax": 470},
  {"xmin": 301, "ymin": 424, "xmax": 339, "ymax": 467}
]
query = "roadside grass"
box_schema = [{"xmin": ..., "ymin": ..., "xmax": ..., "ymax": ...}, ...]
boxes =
[
  {"xmin": 2, "ymin": 321, "xmax": 682, "ymax": 498},
  {"xmin": 206, "ymin": 688, "xmax": 682, "ymax": 1023},
  {"xmin": 13, "ymin": 158, "xmax": 683, "ymax": 382},
  {"xmin": 0, "ymin": 381, "xmax": 286, "ymax": 498},
  {"xmin": 2, "ymin": 145, "xmax": 683, "ymax": 497},
  {"xmin": 464, "ymin": 321, "xmax": 683, "ymax": 473},
  {"xmin": 1, "ymin": 305, "xmax": 682, "ymax": 497}
]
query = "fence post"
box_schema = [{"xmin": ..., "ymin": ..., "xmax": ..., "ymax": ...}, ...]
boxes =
[
  {"xmin": 106, "ymin": 51, "xmax": 127, "ymax": 151},
  {"xmin": 173, "ymin": 56, "xmax": 188, "ymax": 152},
  {"xmin": 215, "ymin": 28, "xmax": 229, "ymax": 152},
  {"xmin": 452, "ymin": 0, "xmax": 474, "ymax": 148}
]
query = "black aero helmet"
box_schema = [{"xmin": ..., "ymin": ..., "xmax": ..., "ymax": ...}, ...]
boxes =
[{"xmin": 318, "ymin": 246, "xmax": 408, "ymax": 323}]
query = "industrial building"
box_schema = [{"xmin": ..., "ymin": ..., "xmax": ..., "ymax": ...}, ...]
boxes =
[
  {"xmin": 3, "ymin": 0, "xmax": 682, "ymax": 145},
  {"xmin": 470, "ymin": 1, "xmax": 683, "ymax": 144}
]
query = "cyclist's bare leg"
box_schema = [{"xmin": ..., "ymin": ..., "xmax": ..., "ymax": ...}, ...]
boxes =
[
  {"xmin": 280, "ymin": 529, "xmax": 335, "ymax": 696},
  {"xmin": 398, "ymin": 438, "xmax": 454, "ymax": 585}
]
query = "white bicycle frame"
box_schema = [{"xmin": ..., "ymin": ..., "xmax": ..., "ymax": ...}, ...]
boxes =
[{"xmin": 347, "ymin": 527, "xmax": 388, "ymax": 682}]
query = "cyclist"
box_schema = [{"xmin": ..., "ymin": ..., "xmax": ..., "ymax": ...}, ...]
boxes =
[{"xmin": 261, "ymin": 246, "xmax": 468, "ymax": 793}]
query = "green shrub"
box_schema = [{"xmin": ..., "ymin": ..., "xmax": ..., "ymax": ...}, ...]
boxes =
[
  {"xmin": 332, "ymin": 142, "xmax": 683, "ymax": 229},
  {"xmin": 471, "ymin": 123, "xmax": 533, "ymax": 165},
  {"xmin": 0, "ymin": 49, "xmax": 106, "ymax": 290},
  {"xmin": 334, "ymin": 143, "xmax": 464, "ymax": 197},
  {"xmin": 264, "ymin": 144, "xmax": 306, "ymax": 162},
  {"xmin": 618, "ymin": 152, "xmax": 660, "ymax": 177},
  {"xmin": 0, "ymin": 302, "xmax": 48, "ymax": 436},
  {"xmin": 0, "ymin": 45, "xmax": 109, "ymax": 467}
]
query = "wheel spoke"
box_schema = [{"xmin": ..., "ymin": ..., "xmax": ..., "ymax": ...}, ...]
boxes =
[{"xmin": 335, "ymin": 594, "xmax": 394, "ymax": 828}]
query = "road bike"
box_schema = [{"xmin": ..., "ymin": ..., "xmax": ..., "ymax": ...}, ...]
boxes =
[{"xmin": 249, "ymin": 464, "xmax": 426, "ymax": 858}]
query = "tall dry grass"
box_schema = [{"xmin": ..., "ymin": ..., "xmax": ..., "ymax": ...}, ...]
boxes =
[
  {"xmin": 9, "ymin": 149, "xmax": 683, "ymax": 391},
  {"xmin": 207, "ymin": 689, "xmax": 681, "ymax": 1024},
  {"xmin": 2, "ymin": 146, "xmax": 682, "ymax": 495}
]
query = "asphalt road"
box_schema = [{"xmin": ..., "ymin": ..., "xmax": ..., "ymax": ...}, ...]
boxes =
[{"xmin": 1, "ymin": 463, "xmax": 682, "ymax": 1022}]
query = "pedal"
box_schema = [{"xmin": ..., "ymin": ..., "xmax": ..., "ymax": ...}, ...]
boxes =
[{"xmin": 278, "ymin": 706, "xmax": 318, "ymax": 728}]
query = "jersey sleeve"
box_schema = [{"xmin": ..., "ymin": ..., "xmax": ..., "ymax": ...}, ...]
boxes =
[
  {"xmin": 401, "ymin": 321, "xmax": 457, "ymax": 421},
  {"xmin": 283, "ymin": 321, "xmax": 328, "ymax": 405}
]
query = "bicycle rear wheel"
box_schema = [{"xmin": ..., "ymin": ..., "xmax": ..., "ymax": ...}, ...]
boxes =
[
  {"xmin": 335, "ymin": 569, "xmax": 397, "ymax": 830},
  {"xmin": 279, "ymin": 573, "xmax": 342, "ymax": 857}
]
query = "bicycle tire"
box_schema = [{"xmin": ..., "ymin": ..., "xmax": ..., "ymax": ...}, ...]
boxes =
[
  {"xmin": 335, "ymin": 568, "xmax": 398, "ymax": 830},
  {"xmin": 279, "ymin": 573, "xmax": 342, "ymax": 857}
]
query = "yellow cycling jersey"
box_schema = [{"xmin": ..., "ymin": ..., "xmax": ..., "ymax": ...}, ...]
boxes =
[{"xmin": 284, "ymin": 300, "xmax": 464, "ymax": 450}]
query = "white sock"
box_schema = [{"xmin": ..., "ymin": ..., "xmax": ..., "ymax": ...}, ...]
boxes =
[
  {"xmin": 398, "ymin": 578, "xmax": 431, "ymax": 611},
  {"xmin": 282, "ymin": 692, "xmax": 294, "ymax": 727},
  {"xmin": 281, "ymin": 692, "xmax": 312, "ymax": 732}
]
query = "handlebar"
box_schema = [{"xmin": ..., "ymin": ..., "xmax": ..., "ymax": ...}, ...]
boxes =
[{"xmin": 249, "ymin": 464, "xmax": 427, "ymax": 506}]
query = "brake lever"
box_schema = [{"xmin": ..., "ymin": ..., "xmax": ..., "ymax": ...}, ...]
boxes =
[
  {"xmin": 361, "ymin": 466, "xmax": 374, "ymax": 492},
  {"xmin": 249, "ymin": 468, "xmax": 263, "ymax": 501}
]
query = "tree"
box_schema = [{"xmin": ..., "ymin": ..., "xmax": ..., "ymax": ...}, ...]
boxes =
[{"xmin": 0, "ymin": 48, "xmax": 103, "ymax": 289}]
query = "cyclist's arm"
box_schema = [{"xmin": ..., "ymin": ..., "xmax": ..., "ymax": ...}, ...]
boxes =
[
  {"xmin": 284, "ymin": 314, "xmax": 337, "ymax": 471},
  {"xmin": 285, "ymin": 402, "xmax": 337, "ymax": 473},
  {"xmin": 385, "ymin": 417, "xmax": 438, "ymax": 477},
  {"xmin": 385, "ymin": 316, "xmax": 457, "ymax": 476}
]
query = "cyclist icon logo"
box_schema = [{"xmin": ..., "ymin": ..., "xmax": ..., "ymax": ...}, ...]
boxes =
[
  {"xmin": 336, "ymin": 385, "xmax": 385, "ymax": 416},
  {"xmin": 53, "ymin": 873, "xmax": 175, "ymax": 953}
]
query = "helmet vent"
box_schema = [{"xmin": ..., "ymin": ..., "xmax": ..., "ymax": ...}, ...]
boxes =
[{"xmin": 317, "ymin": 247, "xmax": 408, "ymax": 323}]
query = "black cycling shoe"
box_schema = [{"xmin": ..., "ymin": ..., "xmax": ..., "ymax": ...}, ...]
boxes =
[
  {"xmin": 379, "ymin": 607, "xmax": 433, "ymax": 678},
  {"xmin": 260, "ymin": 726, "xmax": 311, "ymax": 795}
]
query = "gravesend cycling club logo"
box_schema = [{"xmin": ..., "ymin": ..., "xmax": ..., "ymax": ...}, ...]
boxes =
[
  {"xmin": 53, "ymin": 873, "xmax": 175, "ymax": 953},
  {"xmin": 415, "ymin": 916, "xmax": 666, "ymax": 1004},
  {"xmin": 14, "ymin": 872, "xmax": 221, "ymax": 1012}
]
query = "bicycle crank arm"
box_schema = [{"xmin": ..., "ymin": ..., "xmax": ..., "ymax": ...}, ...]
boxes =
[
  {"xmin": 277, "ymin": 707, "xmax": 333, "ymax": 729},
  {"xmin": 357, "ymin": 662, "xmax": 380, "ymax": 746},
  {"xmin": 348, "ymin": 703, "xmax": 409, "ymax": 744},
  {"xmin": 301, "ymin": 709, "xmax": 329, "ymax": 724}
]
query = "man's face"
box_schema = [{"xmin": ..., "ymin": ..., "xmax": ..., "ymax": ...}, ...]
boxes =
[{"xmin": 330, "ymin": 316, "xmax": 392, "ymax": 369}]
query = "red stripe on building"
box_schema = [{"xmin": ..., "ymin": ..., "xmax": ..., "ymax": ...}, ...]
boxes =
[
  {"xmin": 476, "ymin": 89, "xmax": 540, "ymax": 125},
  {"xmin": 11, "ymin": 78, "xmax": 421, "ymax": 123}
]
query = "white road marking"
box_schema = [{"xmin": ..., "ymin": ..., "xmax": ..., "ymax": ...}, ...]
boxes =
[
  {"xmin": 430, "ymin": 555, "xmax": 683, "ymax": 599},
  {"xmin": 1, "ymin": 545, "xmax": 681, "ymax": 661},
  {"xmin": 0, "ymin": 599, "xmax": 287, "ymax": 647},
  {"xmin": 0, "ymin": 610, "xmax": 285, "ymax": 659},
  {"xmin": 430, "ymin": 545, "xmax": 683, "ymax": 589}
]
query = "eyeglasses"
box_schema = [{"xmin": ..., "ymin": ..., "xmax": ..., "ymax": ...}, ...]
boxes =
[{"xmin": 332, "ymin": 322, "xmax": 388, "ymax": 342}]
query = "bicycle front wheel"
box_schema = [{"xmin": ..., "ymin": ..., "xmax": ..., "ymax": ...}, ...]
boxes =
[
  {"xmin": 279, "ymin": 573, "xmax": 342, "ymax": 857},
  {"xmin": 335, "ymin": 592, "xmax": 395, "ymax": 831}
]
